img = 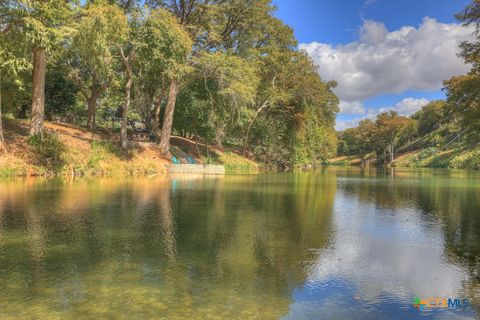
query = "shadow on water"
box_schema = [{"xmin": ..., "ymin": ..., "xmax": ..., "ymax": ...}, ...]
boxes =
[{"xmin": 0, "ymin": 174, "xmax": 336, "ymax": 319}]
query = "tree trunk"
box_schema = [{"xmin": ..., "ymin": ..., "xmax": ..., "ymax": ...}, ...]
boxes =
[
  {"xmin": 158, "ymin": 80, "xmax": 178, "ymax": 158},
  {"xmin": 0, "ymin": 73, "xmax": 6, "ymax": 152},
  {"xmin": 242, "ymin": 101, "xmax": 268, "ymax": 156},
  {"xmin": 87, "ymin": 97, "xmax": 97, "ymax": 132},
  {"xmin": 121, "ymin": 87, "xmax": 131, "ymax": 149},
  {"xmin": 144, "ymin": 106, "xmax": 152, "ymax": 132},
  {"xmin": 151, "ymin": 94, "xmax": 163, "ymax": 141},
  {"xmin": 390, "ymin": 144, "xmax": 394, "ymax": 164},
  {"xmin": 121, "ymin": 61, "xmax": 133, "ymax": 150},
  {"xmin": 29, "ymin": 47, "xmax": 46, "ymax": 137}
]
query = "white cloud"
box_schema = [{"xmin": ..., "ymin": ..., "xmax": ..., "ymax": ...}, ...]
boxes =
[
  {"xmin": 307, "ymin": 193, "xmax": 470, "ymax": 303},
  {"xmin": 379, "ymin": 97, "xmax": 429, "ymax": 115},
  {"xmin": 360, "ymin": 20, "xmax": 388, "ymax": 45},
  {"xmin": 339, "ymin": 100, "xmax": 365, "ymax": 115},
  {"xmin": 300, "ymin": 17, "xmax": 473, "ymax": 103},
  {"xmin": 335, "ymin": 119, "xmax": 362, "ymax": 131}
]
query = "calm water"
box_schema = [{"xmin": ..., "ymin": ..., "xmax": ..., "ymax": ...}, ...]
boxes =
[{"xmin": 0, "ymin": 168, "xmax": 479, "ymax": 319}]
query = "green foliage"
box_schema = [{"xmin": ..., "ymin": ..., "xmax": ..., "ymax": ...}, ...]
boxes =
[
  {"xmin": 444, "ymin": 74, "xmax": 480, "ymax": 142},
  {"xmin": 219, "ymin": 151, "xmax": 258, "ymax": 173},
  {"xmin": 371, "ymin": 111, "xmax": 415, "ymax": 163},
  {"xmin": 338, "ymin": 119, "xmax": 377, "ymax": 160},
  {"xmin": 194, "ymin": 51, "xmax": 259, "ymax": 111},
  {"xmin": 441, "ymin": 2, "xmax": 480, "ymax": 143},
  {"xmin": 67, "ymin": 3, "xmax": 128, "ymax": 97},
  {"xmin": 292, "ymin": 103, "xmax": 337, "ymax": 165},
  {"xmin": 136, "ymin": 8, "xmax": 192, "ymax": 81},
  {"xmin": 173, "ymin": 88, "xmax": 216, "ymax": 141},
  {"xmin": 87, "ymin": 140, "xmax": 122, "ymax": 168},
  {"xmin": 27, "ymin": 133, "xmax": 65, "ymax": 168},
  {"xmin": 412, "ymin": 100, "xmax": 447, "ymax": 135},
  {"xmin": 249, "ymin": 114, "xmax": 291, "ymax": 166},
  {"xmin": 450, "ymin": 147, "xmax": 480, "ymax": 170},
  {"xmin": 45, "ymin": 67, "xmax": 78, "ymax": 120},
  {"xmin": 1, "ymin": 0, "xmax": 341, "ymax": 170},
  {"xmin": 17, "ymin": 0, "xmax": 75, "ymax": 51},
  {"xmin": 410, "ymin": 147, "xmax": 438, "ymax": 164}
]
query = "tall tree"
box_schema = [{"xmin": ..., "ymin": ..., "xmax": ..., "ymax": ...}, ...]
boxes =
[
  {"xmin": 442, "ymin": 1, "xmax": 480, "ymax": 141},
  {"xmin": 67, "ymin": 3, "xmax": 128, "ymax": 132},
  {"xmin": 193, "ymin": 51, "xmax": 259, "ymax": 148},
  {"xmin": 117, "ymin": 9, "xmax": 143, "ymax": 149},
  {"xmin": 145, "ymin": 1, "xmax": 211, "ymax": 155},
  {"xmin": 0, "ymin": 71, "xmax": 5, "ymax": 152},
  {"xmin": 136, "ymin": 8, "xmax": 192, "ymax": 157},
  {"xmin": 412, "ymin": 100, "xmax": 447, "ymax": 135},
  {"xmin": 0, "ymin": 3, "xmax": 31, "ymax": 151},
  {"xmin": 19, "ymin": 0, "xmax": 74, "ymax": 137},
  {"xmin": 373, "ymin": 111, "xmax": 413, "ymax": 164}
]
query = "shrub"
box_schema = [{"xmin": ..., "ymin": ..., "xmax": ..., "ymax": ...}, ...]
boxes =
[
  {"xmin": 450, "ymin": 147, "xmax": 480, "ymax": 170},
  {"xmin": 87, "ymin": 141, "xmax": 122, "ymax": 168},
  {"xmin": 27, "ymin": 133, "xmax": 65, "ymax": 168}
]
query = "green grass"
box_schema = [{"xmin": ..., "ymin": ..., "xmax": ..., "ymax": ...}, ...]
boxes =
[
  {"xmin": 211, "ymin": 151, "xmax": 259, "ymax": 173},
  {"xmin": 394, "ymin": 146, "xmax": 480, "ymax": 170},
  {"xmin": 27, "ymin": 133, "xmax": 66, "ymax": 170}
]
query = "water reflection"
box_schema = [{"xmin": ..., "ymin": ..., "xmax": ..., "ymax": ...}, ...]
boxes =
[
  {"xmin": 0, "ymin": 169, "xmax": 478, "ymax": 319},
  {"xmin": 284, "ymin": 168, "xmax": 480, "ymax": 319},
  {"xmin": 0, "ymin": 174, "xmax": 335, "ymax": 319}
]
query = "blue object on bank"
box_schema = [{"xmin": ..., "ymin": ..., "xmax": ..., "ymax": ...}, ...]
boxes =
[
  {"xmin": 187, "ymin": 157, "xmax": 196, "ymax": 164},
  {"xmin": 172, "ymin": 156, "xmax": 181, "ymax": 164}
]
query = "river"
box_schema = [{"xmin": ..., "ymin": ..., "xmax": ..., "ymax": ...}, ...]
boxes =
[{"xmin": 0, "ymin": 168, "xmax": 478, "ymax": 319}]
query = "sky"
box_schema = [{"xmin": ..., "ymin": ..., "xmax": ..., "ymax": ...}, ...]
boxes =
[{"xmin": 273, "ymin": 0, "xmax": 473, "ymax": 130}]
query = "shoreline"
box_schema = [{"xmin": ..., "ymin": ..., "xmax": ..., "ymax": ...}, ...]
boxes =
[{"xmin": 0, "ymin": 119, "xmax": 260, "ymax": 177}]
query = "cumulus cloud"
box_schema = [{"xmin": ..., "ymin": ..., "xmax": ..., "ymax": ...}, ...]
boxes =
[
  {"xmin": 379, "ymin": 97, "xmax": 429, "ymax": 115},
  {"xmin": 336, "ymin": 119, "xmax": 363, "ymax": 131},
  {"xmin": 300, "ymin": 18, "xmax": 473, "ymax": 104},
  {"xmin": 306, "ymin": 191, "xmax": 470, "ymax": 302},
  {"xmin": 339, "ymin": 100, "xmax": 366, "ymax": 115}
]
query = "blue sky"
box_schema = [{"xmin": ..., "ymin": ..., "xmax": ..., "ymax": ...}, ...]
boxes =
[{"xmin": 273, "ymin": 0, "xmax": 473, "ymax": 130}]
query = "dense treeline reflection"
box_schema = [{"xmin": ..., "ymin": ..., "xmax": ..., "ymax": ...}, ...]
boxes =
[{"xmin": 0, "ymin": 175, "xmax": 335, "ymax": 319}]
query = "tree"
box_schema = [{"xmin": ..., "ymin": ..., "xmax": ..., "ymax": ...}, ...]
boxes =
[
  {"xmin": 354, "ymin": 119, "xmax": 377, "ymax": 164},
  {"xmin": 413, "ymin": 100, "xmax": 447, "ymax": 135},
  {"xmin": 16, "ymin": 0, "xmax": 74, "ymax": 137},
  {"xmin": 67, "ymin": 3, "xmax": 128, "ymax": 132},
  {"xmin": 258, "ymin": 51, "xmax": 338, "ymax": 166},
  {"xmin": 118, "ymin": 10, "xmax": 143, "ymax": 149},
  {"xmin": 442, "ymin": 1, "xmax": 480, "ymax": 142},
  {"xmin": 45, "ymin": 66, "xmax": 78, "ymax": 121},
  {"xmin": 456, "ymin": 0, "xmax": 480, "ymax": 73},
  {"xmin": 444, "ymin": 74, "xmax": 480, "ymax": 141},
  {"xmin": 193, "ymin": 51, "xmax": 259, "ymax": 148},
  {"xmin": 0, "ymin": 5, "xmax": 31, "ymax": 151},
  {"xmin": 373, "ymin": 111, "xmax": 414, "ymax": 164},
  {"xmin": 136, "ymin": 8, "xmax": 192, "ymax": 157},
  {"xmin": 0, "ymin": 70, "xmax": 5, "ymax": 152}
]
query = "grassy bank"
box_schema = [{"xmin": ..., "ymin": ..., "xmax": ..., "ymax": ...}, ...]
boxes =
[
  {"xmin": 329, "ymin": 147, "xmax": 480, "ymax": 170},
  {"xmin": 392, "ymin": 146, "xmax": 480, "ymax": 170},
  {"xmin": 0, "ymin": 120, "xmax": 259, "ymax": 176}
]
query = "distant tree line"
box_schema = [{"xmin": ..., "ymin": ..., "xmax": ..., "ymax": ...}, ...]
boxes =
[{"xmin": 0, "ymin": 0, "xmax": 339, "ymax": 168}]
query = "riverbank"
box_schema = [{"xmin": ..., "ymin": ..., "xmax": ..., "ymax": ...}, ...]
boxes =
[
  {"xmin": 329, "ymin": 146, "xmax": 480, "ymax": 170},
  {"xmin": 0, "ymin": 120, "xmax": 259, "ymax": 177}
]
